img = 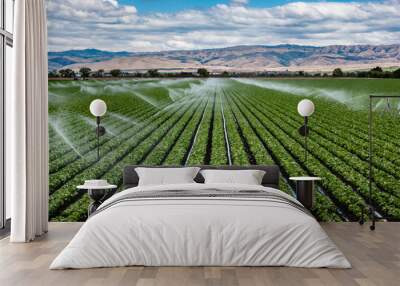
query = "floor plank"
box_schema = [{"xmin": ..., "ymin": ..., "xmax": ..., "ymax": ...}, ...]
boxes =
[{"xmin": 0, "ymin": 222, "xmax": 398, "ymax": 286}]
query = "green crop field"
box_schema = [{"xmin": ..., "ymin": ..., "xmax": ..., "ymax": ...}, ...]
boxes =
[{"xmin": 48, "ymin": 78, "xmax": 400, "ymax": 222}]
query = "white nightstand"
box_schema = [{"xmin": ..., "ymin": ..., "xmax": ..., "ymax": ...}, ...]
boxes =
[{"xmin": 77, "ymin": 184, "xmax": 117, "ymax": 216}]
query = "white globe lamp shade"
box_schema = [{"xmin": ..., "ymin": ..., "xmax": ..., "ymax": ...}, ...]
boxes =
[
  {"xmin": 297, "ymin": 99, "xmax": 315, "ymax": 117},
  {"xmin": 90, "ymin": 99, "xmax": 107, "ymax": 117}
]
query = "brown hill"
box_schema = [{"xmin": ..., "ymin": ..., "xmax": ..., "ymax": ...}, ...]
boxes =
[{"xmin": 49, "ymin": 44, "xmax": 400, "ymax": 72}]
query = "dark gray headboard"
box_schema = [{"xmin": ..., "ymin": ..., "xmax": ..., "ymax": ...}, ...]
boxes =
[{"xmin": 123, "ymin": 165, "xmax": 280, "ymax": 189}]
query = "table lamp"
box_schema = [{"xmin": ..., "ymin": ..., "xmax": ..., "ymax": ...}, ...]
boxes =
[
  {"xmin": 297, "ymin": 99, "xmax": 315, "ymax": 163},
  {"xmin": 89, "ymin": 99, "xmax": 107, "ymax": 161}
]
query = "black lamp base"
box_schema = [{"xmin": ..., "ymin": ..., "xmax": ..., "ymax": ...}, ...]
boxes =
[
  {"xmin": 96, "ymin": 125, "xmax": 106, "ymax": 136},
  {"xmin": 298, "ymin": 125, "xmax": 309, "ymax": 136}
]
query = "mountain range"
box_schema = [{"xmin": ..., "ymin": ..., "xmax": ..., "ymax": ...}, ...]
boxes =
[{"xmin": 48, "ymin": 44, "xmax": 400, "ymax": 73}]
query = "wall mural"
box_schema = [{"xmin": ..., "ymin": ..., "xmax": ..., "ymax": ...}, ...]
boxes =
[{"xmin": 47, "ymin": 0, "xmax": 400, "ymax": 222}]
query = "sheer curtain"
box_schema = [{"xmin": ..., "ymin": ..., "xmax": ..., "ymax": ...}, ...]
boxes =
[{"xmin": 8, "ymin": 0, "xmax": 49, "ymax": 242}]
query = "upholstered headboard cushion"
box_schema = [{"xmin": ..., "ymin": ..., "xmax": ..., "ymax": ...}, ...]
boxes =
[{"xmin": 123, "ymin": 165, "xmax": 280, "ymax": 190}]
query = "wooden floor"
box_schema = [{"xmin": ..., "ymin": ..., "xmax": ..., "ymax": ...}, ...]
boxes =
[{"xmin": 0, "ymin": 222, "xmax": 398, "ymax": 286}]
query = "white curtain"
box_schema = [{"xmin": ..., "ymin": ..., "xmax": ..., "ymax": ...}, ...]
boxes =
[{"xmin": 8, "ymin": 0, "xmax": 49, "ymax": 242}]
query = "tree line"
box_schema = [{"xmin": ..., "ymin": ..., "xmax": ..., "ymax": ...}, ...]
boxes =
[
  {"xmin": 48, "ymin": 66, "xmax": 400, "ymax": 79},
  {"xmin": 48, "ymin": 67, "xmax": 212, "ymax": 79},
  {"xmin": 332, "ymin": 67, "xmax": 400, "ymax": 78}
]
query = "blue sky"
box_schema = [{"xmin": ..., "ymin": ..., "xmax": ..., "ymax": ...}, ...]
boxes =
[
  {"xmin": 47, "ymin": 0, "xmax": 399, "ymax": 52},
  {"xmin": 120, "ymin": 0, "xmax": 377, "ymax": 13}
]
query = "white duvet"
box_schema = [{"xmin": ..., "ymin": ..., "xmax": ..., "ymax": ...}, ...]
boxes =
[{"xmin": 50, "ymin": 183, "xmax": 351, "ymax": 269}]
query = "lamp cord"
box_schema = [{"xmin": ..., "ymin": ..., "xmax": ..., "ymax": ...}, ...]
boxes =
[
  {"xmin": 304, "ymin": 116, "xmax": 308, "ymax": 164},
  {"xmin": 97, "ymin": 116, "xmax": 100, "ymax": 161}
]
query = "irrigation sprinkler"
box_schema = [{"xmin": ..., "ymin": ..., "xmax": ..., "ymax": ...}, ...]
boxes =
[
  {"xmin": 90, "ymin": 99, "xmax": 107, "ymax": 161},
  {"xmin": 364, "ymin": 95, "xmax": 400, "ymax": 231}
]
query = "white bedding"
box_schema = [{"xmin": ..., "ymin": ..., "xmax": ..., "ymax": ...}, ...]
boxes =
[{"xmin": 50, "ymin": 183, "xmax": 351, "ymax": 269}]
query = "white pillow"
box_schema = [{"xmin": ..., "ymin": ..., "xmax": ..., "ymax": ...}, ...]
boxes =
[
  {"xmin": 135, "ymin": 167, "xmax": 200, "ymax": 186},
  {"xmin": 200, "ymin": 169, "xmax": 266, "ymax": 185}
]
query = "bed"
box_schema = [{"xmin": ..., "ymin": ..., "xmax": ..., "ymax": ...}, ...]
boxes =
[{"xmin": 50, "ymin": 165, "xmax": 350, "ymax": 269}]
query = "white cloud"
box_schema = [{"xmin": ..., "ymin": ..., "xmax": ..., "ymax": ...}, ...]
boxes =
[
  {"xmin": 230, "ymin": 0, "xmax": 249, "ymax": 6},
  {"xmin": 47, "ymin": 0, "xmax": 400, "ymax": 52},
  {"xmin": 104, "ymin": 0, "xmax": 118, "ymax": 7}
]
